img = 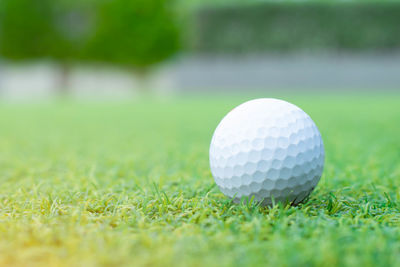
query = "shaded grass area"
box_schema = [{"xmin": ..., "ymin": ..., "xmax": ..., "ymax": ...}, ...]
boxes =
[{"xmin": 0, "ymin": 93, "xmax": 399, "ymax": 266}]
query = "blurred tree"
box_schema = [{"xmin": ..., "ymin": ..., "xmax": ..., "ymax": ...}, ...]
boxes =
[
  {"xmin": 0, "ymin": 0, "xmax": 88, "ymax": 96},
  {"xmin": 86, "ymin": 0, "xmax": 181, "ymax": 93},
  {"xmin": 0, "ymin": 0, "xmax": 55, "ymax": 60},
  {"xmin": 50, "ymin": 0, "xmax": 93, "ymax": 95},
  {"xmin": 0, "ymin": 0, "xmax": 181, "ymax": 96}
]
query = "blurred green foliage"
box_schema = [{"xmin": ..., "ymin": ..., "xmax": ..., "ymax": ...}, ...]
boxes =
[
  {"xmin": 0, "ymin": 0, "xmax": 57, "ymax": 60},
  {"xmin": 192, "ymin": 2, "xmax": 400, "ymax": 53},
  {"xmin": 183, "ymin": 0, "xmax": 400, "ymax": 9},
  {"xmin": 1, "ymin": 0, "xmax": 399, "ymax": 67},
  {"xmin": 85, "ymin": 0, "xmax": 180, "ymax": 72},
  {"xmin": 0, "ymin": 0, "xmax": 180, "ymax": 71}
]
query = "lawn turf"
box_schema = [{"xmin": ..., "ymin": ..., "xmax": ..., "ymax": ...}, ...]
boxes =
[{"xmin": 0, "ymin": 93, "xmax": 399, "ymax": 266}]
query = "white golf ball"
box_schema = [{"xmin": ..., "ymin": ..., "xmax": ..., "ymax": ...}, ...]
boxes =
[{"xmin": 209, "ymin": 98, "xmax": 325, "ymax": 206}]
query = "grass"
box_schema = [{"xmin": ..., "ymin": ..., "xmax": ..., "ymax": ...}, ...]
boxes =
[{"xmin": 0, "ymin": 93, "xmax": 399, "ymax": 266}]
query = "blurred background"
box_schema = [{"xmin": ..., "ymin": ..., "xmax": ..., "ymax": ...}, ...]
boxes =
[{"xmin": 0, "ymin": 0, "xmax": 399, "ymax": 100}]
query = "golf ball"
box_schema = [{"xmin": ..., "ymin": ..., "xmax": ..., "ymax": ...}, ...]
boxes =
[{"xmin": 209, "ymin": 98, "xmax": 325, "ymax": 206}]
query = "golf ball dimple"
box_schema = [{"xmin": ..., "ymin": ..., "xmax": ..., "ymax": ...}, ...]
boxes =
[{"xmin": 209, "ymin": 98, "xmax": 325, "ymax": 206}]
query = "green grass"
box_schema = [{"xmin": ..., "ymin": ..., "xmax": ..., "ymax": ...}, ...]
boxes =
[{"xmin": 0, "ymin": 93, "xmax": 399, "ymax": 266}]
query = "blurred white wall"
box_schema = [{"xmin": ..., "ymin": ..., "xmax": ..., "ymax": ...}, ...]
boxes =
[
  {"xmin": 0, "ymin": 53, "xmax": 399, "ymax": 101},
  {"xmin": 172, "ymin": 53, "xmax": 400, "ymax": 91},
  {"xmin": 0, "ymin": 62, "xmax": 176, "ymax": 100},
  {"xmin": 0, "ymin": 62, "xmax": 59, "ymax": 101},
  {"xmin": 69, "ymin": 66, "xmax": 137, "ymax": 99}
]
